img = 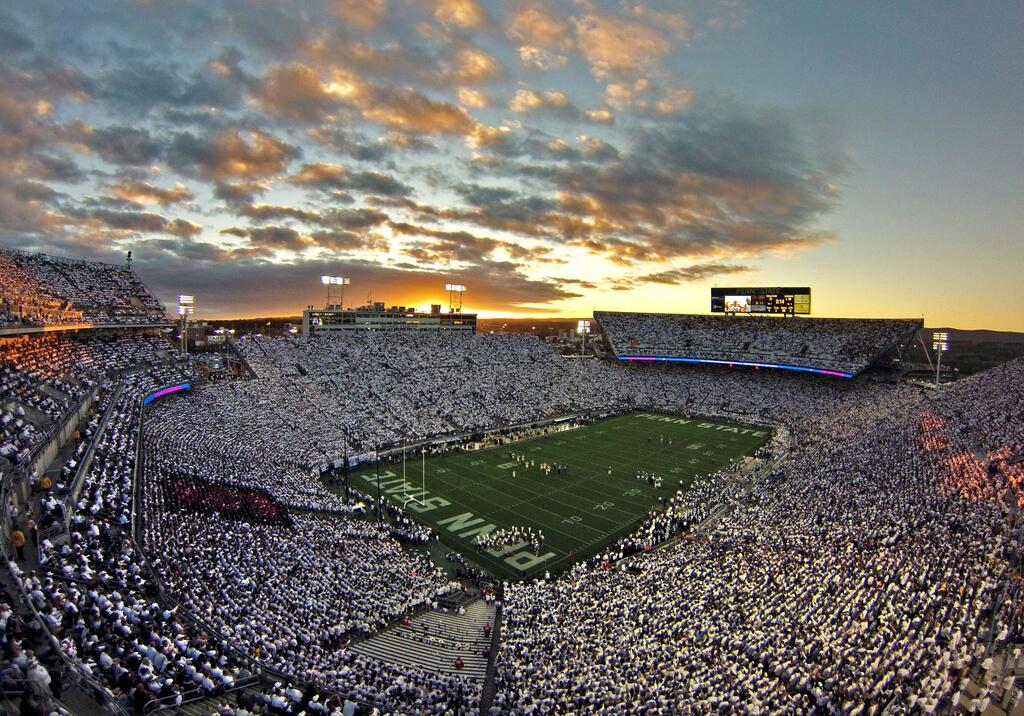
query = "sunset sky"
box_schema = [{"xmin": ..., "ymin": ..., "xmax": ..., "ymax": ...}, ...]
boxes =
[{"xmin": 1, "ymin": 1, "xmax": 1021, "ymax": 329}]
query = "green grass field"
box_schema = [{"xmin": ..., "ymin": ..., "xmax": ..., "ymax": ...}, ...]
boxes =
[{"xmin": 332, "ymin": 412, "xmax": 769, "ymax": 580}]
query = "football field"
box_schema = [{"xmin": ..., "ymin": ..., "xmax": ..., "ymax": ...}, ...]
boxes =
[{"xmin": 336, "ymin": 412, "xmax": 769, "ymax": 580}]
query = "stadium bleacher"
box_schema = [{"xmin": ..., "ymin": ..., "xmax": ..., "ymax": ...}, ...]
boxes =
[
  {"xmin": 0, "ymin": 249, "xmax": 1022, "ymax": 715},
  {"xmin": 595, "ymin": 310, "xmax": 922, "ymax": 376},
  {"xmin": 0, "ymin": 248, "xmax": 168, "ymax": 328}
]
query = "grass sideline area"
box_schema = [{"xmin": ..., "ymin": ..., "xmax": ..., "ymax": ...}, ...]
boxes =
[{"xmin": 333, "ymin": 412, "xmax": 769, "ymax": 580}]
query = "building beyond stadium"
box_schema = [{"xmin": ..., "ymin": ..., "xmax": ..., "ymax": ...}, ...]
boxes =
[{"xmin": 303, "ymin": 302, "xmax": 477, "ymax": 335}]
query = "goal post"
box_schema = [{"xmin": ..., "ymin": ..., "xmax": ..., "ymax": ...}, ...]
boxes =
[{"xmin": 400, "ymin": 444, "xmax": 427, "ymax": 508}]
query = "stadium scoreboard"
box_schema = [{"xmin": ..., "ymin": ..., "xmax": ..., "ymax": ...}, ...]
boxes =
[{"xmin": 711, "ymin": 287, "xmax": 811, "ymax": 315}]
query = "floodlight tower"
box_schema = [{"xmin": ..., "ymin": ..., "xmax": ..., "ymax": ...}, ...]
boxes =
[
  {"xmin": 577, "ymin": 319, "xmax": 591, "ymax": 357},
  {"xmin": 177, "ymin": 294, "xmax": 194, "ymax": 355},
  {"xmin": 445, "ymin": 283, "xmax": 466, "ymax": 313},
  {"xmin": 321, "ymin": 275, "xmax": 350, "ymax": 309},
  {"xmin": 319, "ymin": 276, "xmax": 352, "ymax": 309},
  {"xmin": 932, "ymin": 331, "xmax": 950, "ymax": 387}
]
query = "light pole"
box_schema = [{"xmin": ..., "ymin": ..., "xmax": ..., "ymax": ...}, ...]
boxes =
[
  {"xmin": 321, "ymin": 275, "xmax": 350, "ymax": 309},
  {"xmin": 177, "ymin": 294, "xmax": 194, "ymax": 355},
  {"xmin": 375, "ymin": 444, "xmax": 382, "ymax": 529},
  {"xmin": 445, "ymin": 283, "xmax": 466, "ymax": 313},
  {"xmin": 932, "ymin": 331, "xmax": 949, "ymax": 387},
  {"xmin": 577, "ymin": 319, "xmax": 591, "ymax": 357},
  {"xmin": 343, "ymin": 427, "xmax": 350, "ymax": 503}
]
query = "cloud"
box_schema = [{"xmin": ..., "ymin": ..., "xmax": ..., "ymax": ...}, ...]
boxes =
[
  {"xmin": 507, "ymin": 7, "xmax": 572, "ymax": 49},
  {"xmin": 97, "ymin": 53, "xmax": 249, "ymax": 114},
  {"xmin": 433, "ymin": 0, "xmax": 488, "ymax": 29},
  {"xmin": 380, "ymin": 131, "xmax": 437, "ymax": 152},
  {"xmin": 516, "ymin": 46, "xmax": 568, "ymax": 71},
  {"xmin": 629, "ymin": 6, "xmax": 690, "ymax": 42},
  {"xmin": 60, "ymin": 122, "xmax": 164, "ymax": 166},
  {"xmin": 25, "ymin": 154, "xmax": 86, "ymax": 184},
  {"xmin": 330, "ymin": 0, "xmax": 389, "ymax": 30},
  {"xmin": 63, "ymin": 205, "xmax": 202, "ymax": 238},
  {"xmin": 215, "ymin": 220, "xmax": 389, "ymax": 255},
  {"xmin": 242, "ymin": 225, "xmax": 307, "ymax": 251},
  {"xmin": 166, "ymin": 218, "xmax": 203, "ymax": 238},
  {"xmin": 388, "ymin": 220, "xmax": 556, "ymax": 266},
  {"xmin": 452, "ymin": 48, "xmax": 501, "ymax": 84},
  {"xmin": 615, "ymin": 262, "xmax": 751, "ymax": 290},
  {"xmin": 655, "ymin": 86, "xmax": 694, "ymax": 114},
  {"xmin": 458, "ymin": 88, "xmax": 488, "ymax": 108},
  {"xmin": 230, "ymin": 199, "xmax": 390, "ymax": 234},
  {"xmin": 363, "ymin": 84, "xmax": 477, "ymax": 134},
  {"xmin": 169, "ymin": 130, "xmax": 300, "ymax": 182},
  {"xmin": 466, "ymin": 124, "xmax": 597, "ymax": 162},
  {"xmin": 252, "ymin": 63, "xmax": 344, "ymax": 123},
  {"xmin": 308, "ymin": 127, "xmax": 391, "ymax": 161},
  {"xmin": 132, "ymin": 254, "xmax": 580, "ymax": 318},
  {"xmin": 213, "ymin": 181, "xmax": 271, "ymax": 206},
  {"xmin": 454, "ymin": 97, "xmax": 845, "ymax": 266},
  {"xmin": 509, "ymin": 89, "xmax": 582, "ymax": 120},
  {"xmin": 238, "ymin": 203, "xmax": 324, "ymax": 224},
  {"xmin": 309, "ymin": 229, "xmax": 388, "ymax": 252},
  {"xmin": 0, "ymin": 0, "xmax": 844, "ymax": 317},
  {"xmin": 255, "ymin": 62, "xmax": 476, "ymax": 135},
  {"xmin": 287, "ymin": 162, "xmax": 412, "ymax": 197},
  {"xmin": 578, "ymin": 135, "xmax": 619, "ymax": 161},
  {"xmin": 507, "ymin": 7, "xmax": 571, "ymax": 69},
  {"xmin": 573, "ymin": 13, "xmax": 671, "ymax": 81},
  {"xmin": 108, "ymin": 180, "xmax": 194, "ymax": 206},
  {"xmin": 0, "ymin": 11, "xmax": 33, "ymax": 56}
]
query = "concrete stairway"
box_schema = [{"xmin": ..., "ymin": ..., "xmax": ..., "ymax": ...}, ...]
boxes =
[
  {"xmin": 145, "ymin": 682, "xmax": 262, "ymax": 716},
  {"xmin": 350, "ymin": 599, "xmax": 495, "ymax": 682}
]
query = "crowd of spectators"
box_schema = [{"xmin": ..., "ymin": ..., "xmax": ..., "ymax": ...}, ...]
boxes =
[
  {"xmin": 21, "ymin": 369, "xmax": 260, "ymax": 714},
  {"xmin": 141, "ymin": 488, "xmax": 471, "ymax": 711},
  {"xmin": 227, "ymin": 332, "xmax": 875, "ymax": 468},
  {"xmin": 495, "ymin": 360, "xmax": 1024, "ymax": 714},
  {"xmin": 3, "ymin": 319, "xmax": 1021, "ymax": 714},
  {"xmin": 1, "ymin": 333, "xmax": 178, "ymax": 466},
  {"xmin": 0, "ymin": 591, "xmax": 69, "ymax": 715},
  {"xmin": 595, "ymin": 311, "xmax": 921, "ymax": 375},
  {"xmin": 0, "ymin": 249, "xmax": 167, "ymax": 328}
]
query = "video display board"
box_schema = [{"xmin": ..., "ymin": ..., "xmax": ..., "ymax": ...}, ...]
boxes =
[{"xmin": 711, "ymin": 287, "xmax": 811, "ymax": 315}]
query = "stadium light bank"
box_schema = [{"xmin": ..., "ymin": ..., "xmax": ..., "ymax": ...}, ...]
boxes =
[
  {"xmin": 321, "ymin": 275, "xmax": 350, "ymax": 310},
  {"xmin": 445, "ymin": 283, "xmax": 467, "ymax": 313},
  {"xmin": 177, "ymin": 294, "xmax": 194, "ymax": 355}
]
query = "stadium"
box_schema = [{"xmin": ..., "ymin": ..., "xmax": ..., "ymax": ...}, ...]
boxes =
[
  {"xmin": 1, "ymin": 2, "xmax": 1022, "ymax": 715},
  {"xmin": 0, "ymin": 248, "xmax": 1021, "ymax": 716}
]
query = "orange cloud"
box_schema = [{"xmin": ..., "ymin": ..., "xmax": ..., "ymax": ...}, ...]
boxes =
[
  {"xmin": 507, "ymin": 7, "xmax": 572, "ymax": 49},
  {"xmin": 255, "ymin": 62, "xmax": 476, "ymax": 135},
  {"xmin": 330, "ymin": 0, "xmax": 388, "ymax": 30},
  {"xmin": 655, "ymin": 86, "xmax": 694, "ymax": 114},
  {"xmin": 465, "ymin": 123, "xmax": 511, "ymax": 149},
  {"xmin": 433, "ymin": 0, "xmax": 487, "ymax": 28},
  {"xmin": 108, "ymin": 180, "xmax": 194, "ymax": 206},
  {"xmin": 509, "ymin": 88, "xmax": 568, "ymax": 113},
  {"xmin": 453, "ymin": 48, "xmax": 501, "ymax": 84},
  {"xmin": 517, "ymin": 45, "xmax": 568, "ymax": 70},
  {"xmin": 573, "ymin": 14, "xmax": 671, "ymax": 80},
  {"xmin": 458, "ymin": 87, "xmax": 489, "ymax": 108},
  {"xmin": 507, "ymin": 6, "xmax": 572, "ymax": 70},
  {"xmin": 363, "ymin": 85, "xmax": 476, "ymax": 134},
  {"xmin": 252, "ymin": 63, "xmax": 343, "ymax": 122}
]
